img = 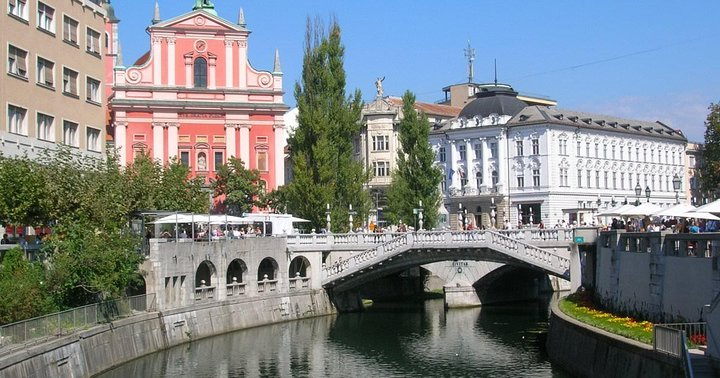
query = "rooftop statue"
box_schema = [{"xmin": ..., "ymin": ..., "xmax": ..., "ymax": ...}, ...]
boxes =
[{"xmin": 193, "ymin": 0, "xmax": 215, "ymax": 10}]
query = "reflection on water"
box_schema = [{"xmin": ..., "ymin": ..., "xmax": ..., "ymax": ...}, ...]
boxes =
[{"xmin": 98, "ymin": 297, "xmax": 569, "ymax": 377}]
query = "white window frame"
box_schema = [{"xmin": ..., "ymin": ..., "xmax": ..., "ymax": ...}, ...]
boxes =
[
  {"xmin": 36, "ymin": 55, "xmax": 54, "ymax": 88},
  {"xmin": 8, "ymin": 0, "xmax": 28, "ymax": 20},
  {"xmin": 86, "ymin": 126, "xmax": 100, "ymax": 152},
  {"xmin": 85, "ymin": 26, "xmax": 101, "ymax": 56},
  {"xmin": 62, "ymin": 14, "xmax": 78, "ymax": 46},
  {"xmin": 37, "ymin": 2, "xmax": 55, "ymax": 34},
  {"xmin": 62, "ymin": 66, "xmax": 78, "ymax": 96},
  {"xmin": 62, "ymin": 119, "xmax": 79, "ymax": 147},
  {"xmin": 8, "ymin": 44, "xmax": 28, "ymax": 78},
  {"xmin": 36, "ymin": 111, "xmax": 54, "ymax": 141},
  {"xmin": 85, "ymin": 75, "xmax": 100, "ymax": 103},
  {"xmin": 438, "ymin": 146, "xmax": 446, "ymax": 162},
  {"xmin": 7, "ymin": 103, "xmax": 28, "ymax": 135}
]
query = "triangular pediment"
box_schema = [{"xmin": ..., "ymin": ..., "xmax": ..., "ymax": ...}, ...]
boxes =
[{"xmin": 150, "ymin": 9, "xmax": 249, "ymax": 34}]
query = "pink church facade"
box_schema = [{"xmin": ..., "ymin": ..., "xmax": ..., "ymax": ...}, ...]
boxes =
[{"xmin": 108, "ymin": 3, "xmax": 287, "ymax": 189}]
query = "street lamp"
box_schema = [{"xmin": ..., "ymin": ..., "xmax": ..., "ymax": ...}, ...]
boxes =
[
  {"xmin": 645, "ymin": 186, "xmax": 651, "ymax": 203},
  {"xmin": 417, "ymin": 200, "xmax": 424, "ymax": 231},
  {"xmin": 348, "ymin": 204, "xmax": 357, "ymax": 232},
  {"xmin": 634, "ymin": 183, "xmax": 642, "ymax": 206},
  {"xmin": 325, "ymin": 203, "xmax": 331, "ymax": 233},
  {"xmin": 672, "ymin": 174, "xmax": 682, "ymax": 204}
]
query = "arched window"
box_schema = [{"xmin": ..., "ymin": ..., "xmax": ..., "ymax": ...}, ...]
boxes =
[{"xmin": 194, "ymin": 57, "xmax": 207, "ymax": 88}]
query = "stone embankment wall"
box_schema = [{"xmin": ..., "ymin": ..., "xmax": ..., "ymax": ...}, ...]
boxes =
[
  {"xmin": 547, "ymin": 302, "xmax": 682, "ymax": 377},
  {"xmin": 0, "ymin": 290, "xmax": 334, "ymax": 378}
]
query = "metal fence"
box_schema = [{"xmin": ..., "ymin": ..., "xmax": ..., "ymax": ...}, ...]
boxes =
[
  {"xmin": 0, "ymin": 294, "xmax": 156, "ymax": 349},
  {"xmin": 653, "ymin": 322, "xmax": 707, "ymax": 357}
]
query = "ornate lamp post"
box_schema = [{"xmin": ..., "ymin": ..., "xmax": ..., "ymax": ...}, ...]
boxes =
[
  {"xmin": 325, "ymin": 203, "xmax": 331, "ymax": 232},
  {"xmin": 634, "ymin": 183, "xmax": 642, "ymax": 206},
  {"xmin": 348, "ymin": 204, "xmax": 357, "ymax": 232},
  {"xmin": 645, "ymin": 186, "xmax": 651, "ymax": 203},
  {"xmin": 417, "ymin": 200, "xmax": 424, "ymax": 231},
  {"xmin": 490, "ymin": 197, "xmax": 497, "ymax": 229},
  {"xmin": 672, "ymin": 174, "xmax": 682, "ymax": 204}
]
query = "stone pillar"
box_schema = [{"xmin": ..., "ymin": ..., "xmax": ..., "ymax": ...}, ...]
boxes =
[
  {"xmin": 239, "ymin": 124, "xmax": 251, "ymax": 167},
  {"xmin": 224, "ymin": 40, "xmax": 234, "ymax": 88},
  {"xmin": 208, "ymin": 55, "xmax": 217, "ymax": 90},
  {"xmin": 570, "ymin": 243, "xmax": 582, "ymax": 293},
  {"xmin": 444, "ymin": 284, "xmax": 481, "ymax": 308},
  {"xmin": 184, "ymin": 55, "xmax": 192, "ymax": 88},
  {"xmin": 167, "ymin": 37, "xmax": 176, "ymax": 86},
  {"xmin": 449, "ymin": 140, "xmax": 460, "ymax": 190},
  {"xmin": 225, "ymin": 124, "xmax": 237, "ymax": 158},
  {"xmin": 167, "ymin": 122, "xmax": 178, "ymax": 159},
  {"xmin": 274, "ymin": 122, "xmax": 285, "ymax": 187},
  {"xmin": 115, "ymin": 121, "xmax": 127, "ymax": 165},
  {"xmin": 237, "ymin": 40, "xmax": 247, "ymax": 87},
  {"xmin": 465, "ymin": 138, "xmax": 476, "ymax": 194},
  {"xmin": 152, "ymin": 36, "xmax": 162, "ymax": 85},
  {"xmin": 497, "ymin": 132, "xmax": 507, "ymax": 192},
  {"xmin": 152, "ymin": 122, "xmax": 164, "ymax": 162}
]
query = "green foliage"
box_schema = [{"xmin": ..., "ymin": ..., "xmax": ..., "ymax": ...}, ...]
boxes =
[
  {"xmin": 286, "ymin": 18, "xmax": 369, "ymax": 232},
  {"xmin": 700, "ymin": 103, "xmax": 720, "ymax": 194},
  {"xmin": 0, "ymin": 156, "xmax": 49, "ymax": 226},
  {"xmin": 0, "ymin": 248, "xmax": 56, "ymax": 324},
  {"xmin": 212, "ymin": 157, "xmax": 265, "ymax": 215},
  {"xmin": 385, "ymin": 91, "xmax": 443, "ymax": 229}
]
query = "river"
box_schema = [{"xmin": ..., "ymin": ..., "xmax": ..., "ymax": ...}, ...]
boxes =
[{"xmin": 98, "ymin": 297, "xmax": 569, "ymax": 377}]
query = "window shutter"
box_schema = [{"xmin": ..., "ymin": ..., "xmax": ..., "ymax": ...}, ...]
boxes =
[
  {"xmin": 86, "ymin": 32, "xmax": 91, "ymax": 51},
  {"xmin": 69, "ymin": 75, "xmax": 77, "ymax": 94},
  {"xmin": 92, "ymin": 35, "xmax": 99, "ymax": 53},
  {"xmin": 70, "ymin": 24, "xmax": 77, "ymax": 42},
  {"xmin": 45, "ymin": 63, "xmax": 53, "ymax": 85},
  {"xmin": 16, "ymin": 51, "xmax": 26, "ymax": 70}
]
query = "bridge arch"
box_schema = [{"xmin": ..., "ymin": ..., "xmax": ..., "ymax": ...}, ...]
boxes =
[
  {"xmin": 227, "ymin": 258, "xmax": 248, "ymax": 284},
  {"xmin": 196, "ymin": 260, "xmax": 217, "ymax": 287},
  {"xmin": 258, "ymin": 257, "xmax": 279, "ymax": 281},
  {"xmin": 289, "ymin": 256, "xmax": 311, "ymax": 278}
]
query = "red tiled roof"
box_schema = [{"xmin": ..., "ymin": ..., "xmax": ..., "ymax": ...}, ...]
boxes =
[
  {"xmin": 386, "ymin": 97, "xmax": 461, "ymax": 118},
  {"xmin": 134, "ymin": 51, "xmax": 150, "ymax": 66}
]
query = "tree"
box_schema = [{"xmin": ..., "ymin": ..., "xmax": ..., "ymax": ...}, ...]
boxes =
[
  {"xmin": 156, "ymin": 158, "xmax": 207, "ymax": 214},
  {"xmin": 700, "ymin": 103, "xmax": 720, "ymax": 196},
  {"xmin": 0, "ymin": 248, "xmax": 56, "ymax": 324},
  {"xmin": 212, "ymin": 157, "xmax": 265, "ymax": 215},
  {"xmin": 385, "ymin": 91, "xmax": 443, "ymax": 230},
  {"xmin": 286, "ymin": 18, "xmax": 369, "ymax": 232},
  {"xmin": 0, "ymin": 156, "xmax": 49, "ymax": 226}
]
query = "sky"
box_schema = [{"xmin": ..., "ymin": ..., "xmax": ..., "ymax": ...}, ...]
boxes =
[{"xmin": 113, "ymin": 1, "xmax": 719, "ymax": 143}]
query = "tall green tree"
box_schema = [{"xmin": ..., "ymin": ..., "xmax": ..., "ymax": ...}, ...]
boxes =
[
  {"xmin": 385, "ymin": 91, "xmax": 442, "ymax": 230},
  {"xmin": 286, "ymin": 17, "xmax": 369, "ymax": 232},
  {"xmin": 212, "ymin": 157, "xmax": 265, "ymax": 215},
  {"xmin": 700, "ymin": 103, "xmax": 720, "ymax": 196},
  {"xmin": 0, "ymin": 248, "xmax": 56, "ymax": 324}
]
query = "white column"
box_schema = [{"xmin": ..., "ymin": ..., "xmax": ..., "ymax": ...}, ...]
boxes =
[
  {"xmin": 225, "ymin": 124, "xmax": 236, "ymax": 158},
  {"xmin": 224, "ymin": 40, "xmax": 234, "ymax": 88},
  {"xmin": 208, "ymin": 56, "xmax": 217, "ymax": 89},
  {"xmin": 237, "ymin": 40, "xmax": 247, "ymax": 88},
  {"xmin": 497, "ymin": 132, "xmax": 507, "ymax": 192},
  {"xmin": 274, "ymin": 123, "xmax": 285, "ymax": 187},
  {"xmin": 184, "ymin": 56, "xmax": 192, "ymax": 88},
  {"xmin": 239, "ymin": 124, "xmax": 251, "ymax": 167},
  {"xmin": 152, "ymin": 122, "xmax": 164, "ymax": 162},
  {"xmin": 480, "ymin": 138, "xmax": 489, "ymax": 192},
  {"xmin": 449, "ymin": 140, "xmax": 460, "ymax": 190},
  {"xmin": 115, "ymin": 121, "xmax": 127, "ymax": 165},
  {"xmin": 167, "ymin": 38, "xmax": 176, "ymax": 86},
  {"xmin": 465, "ymin": 138, "xmax": 476, "ymax": 193},
  {"xmin": 152, "ymin": 36, "xmax": 162, "ymax": 85},
  {"xmin": 167, "ymin": 123, "xmax": 178, "ymax": 159}
]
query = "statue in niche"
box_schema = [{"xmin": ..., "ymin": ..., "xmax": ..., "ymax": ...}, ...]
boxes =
[{"xmin": 198, "ymin": 153, "xmax": 207, "ymax": 171}]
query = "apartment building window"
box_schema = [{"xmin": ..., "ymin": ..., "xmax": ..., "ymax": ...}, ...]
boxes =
[
  {"xmin": 180, "ymin": 151, "xmax": 190, "ymax": 166},
  {"xmin": 458, "ymin": 144, "xmax": 466, "ymax": 160},
  {"xmin": 516, "ymin": 140, "xmax": 523, "ymax": 156},
  {"xmin": 628, "ymin": 172, "xmax": 632, "ymax": 190},
  {"xmin": 612, "ymin": 172, "xmax": 617, "ymax": 189},
  {"xmin": 256, "ymin": 149, "xmax": 268, "ymax": 171},
  {"xmin": 8, "ymin": 104, "xmax": 27, "ymax": 135},
  {"xmin": 491, "ymin": 170, "xmax": 498, "ymax": 186},
  {"xmin": 635, "ymin": 148, "xmax": 640, "ymax": 161},
  {"xmin": 86, "ymin": 127, "xmax": 100, "ymax": 152},
  {"xmin": 516, "ymin": 174, "xmax": 524, "ymax": 188},
  {"xmin": 560, "ymin": 168, "xmax": 568, "ymax": 187},
  {"xmin": 476, "ymin": 171, "xmax": 482, "ymax": 188},
  {"xmin": 532, "ymin": 169, "xmax": 540, "ymax": 187},
  {"xmin": 86, "ymin": 77, "xmax": 100, "ymax": 103},
  {"xmin": 490, "ymin": 142, "xmax": 497, "ymax": 158},
  {"xmin": 460, "ymin": 172, "xmax": 468, "ymax": 188},
  {"xmin": 194, "ymin": 57, "xmax": 207, "ymax": 88},
  {"xmin": 372, "ymin": 135, "xmax": 389, "ymax": 151},
  {"xmin": 585, "ymin": 142, "xmax": 590, "ymax": 156},
  {"xmin": 577, "ymin": 169, "xmax": 582, "ymax": 188},
  {"xmin": 643, "ymin": 148, "xmax": 647, "ymax": 162},
  {"xmin": 214, "ymin": 151, "xmax": 223, "ymax": 171},
  {"xmin": 595, "ymin": 171, "xmax": 600, "ymax": 188},
  {"xmin": 63, "ymin": 16, "xmax": 78, "ymax": 45},
  {"xmin": 621, "ymin": 172, "xmax": 625, "ymax": 190},
  {"xmin": 37, "ymin": 2, "xmax": 55, "ymax": 33},
  {"xmin": 62, "ymin": 120, "xmax": 78, "ymax": 146},
  {"xmin": 558, "ymin": 139, "xmax": 566, "ymax": 155},
  {"xmin": 532, "ymin": 138, "xmax": 540, "ymax": 155},
  {"xmin": 611, "ymin": 145, "xmax": 616, "ymax": 159},
  {"xmin": 619, "ymin": 146, "xmax": 624, "ymax": 160},
  {"xmin": 36, "ymin": 57, "xmax": 54, "ymax": 87},
  {"xmin": 438, "ymin": 146, "xmax": 446, "ymax": 162},
  {"xmin": 8, "ymin": 45, "xmax": 27, "ymax": 78},
  {"xmin": 473, "ymin": 143, "xmax": 482, "ymax": 160},
  {"xmin": 86, "ymin": 27, "xmax": 101, "ymax": 56},
  {"xmin": 604, "ymin": 171, "xmax": 609, "ymax": 189},
  {"xmin": 63, "ymin": 67, "xmax": 78, "ymax": 96},
  {"xmin": 8, "ymin": 0, "xmax": 28, "ymax": 20},
  {"xmin": 373, "ymin": 161, "xmax": 389, "ymax": 177},
  {"xmin": 36, "ymin": 113, "xmax": 54, "ymax": 141},
  {"xmin": 595, "ymin": 143, "xmax": 599, "ymax": 158},
  {"xmin": 587, "ymin": 170, "xmax": 592, "ymax": 189}
]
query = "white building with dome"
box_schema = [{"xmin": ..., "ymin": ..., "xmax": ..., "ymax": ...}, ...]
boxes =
[{"xmin": 429, "ymin": 84, "xmax": 688, "ymax": 229}]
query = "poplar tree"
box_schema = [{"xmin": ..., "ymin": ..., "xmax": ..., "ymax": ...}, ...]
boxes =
[
  {"xmin": 286, "ymin": 18, "xmax": 368, "ymax": 232},
  {"xmin": 385, "ymin": 91, "xmax": 442, "ymax": 230},
  {"xmin": 700, "ymin": 103, "xmax": 720, "ymax": 196}
]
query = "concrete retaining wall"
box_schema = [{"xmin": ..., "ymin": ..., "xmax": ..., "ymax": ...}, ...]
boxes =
[
  {"xmin": 0, "ymin": 290, "xmax": 334, "ymax": 378},
  {"xmin": 546, "ymin": 301, "xmax": 682, "ymax": 378}
]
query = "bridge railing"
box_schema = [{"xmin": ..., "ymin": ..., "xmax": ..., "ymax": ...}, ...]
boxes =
[
  {"xmin": 289, "ymin": 276, "xmax": 311, "ymax": 290},
  {"xmin": 257, "ymin": 279, "xmax": 278, "ymax": 293},
  {"xmin": 285, "ymin": 232, "xmax": 404, "ymax": 247},
  {"xmin": 225, "ymin": 282, "xmax": 246, "ymax": 297}
]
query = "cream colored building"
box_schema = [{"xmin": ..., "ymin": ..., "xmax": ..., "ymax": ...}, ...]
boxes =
[{"xmin": 1, "ymin": 0, "xmax": 106, "ymax": 159}]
